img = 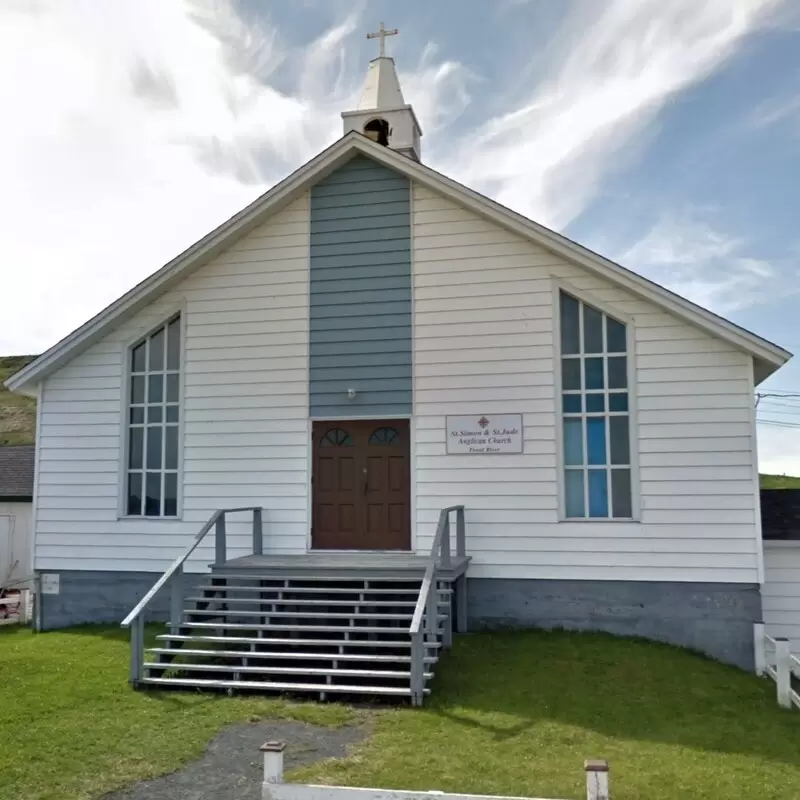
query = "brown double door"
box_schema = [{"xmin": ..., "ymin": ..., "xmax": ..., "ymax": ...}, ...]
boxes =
[{"xmin": 312, "ymin": 419, "xmax": 410, "ymax": 550}]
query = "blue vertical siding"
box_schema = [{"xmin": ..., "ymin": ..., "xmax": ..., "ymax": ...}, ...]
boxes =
[{"xmin": 309, "ymin": 156, "xmax": 412, "ymax": 417}]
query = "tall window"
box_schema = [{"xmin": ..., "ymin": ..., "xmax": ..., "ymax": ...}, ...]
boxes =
[
  {"xmin": 126, "ymin": 316, "xmax": 181, "ymax": 517},
  {"xmin": 559, "ymin": 291, "xmax": 632, "ymax": 519}
]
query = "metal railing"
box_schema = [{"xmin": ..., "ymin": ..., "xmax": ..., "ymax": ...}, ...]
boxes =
[
  {"xmin": 121, "ymin": 506, "xmax": 263, "ymax": 684},
  {"xmin": 409, "ymin": 505, "xmax": 465, "ymax": 705}
]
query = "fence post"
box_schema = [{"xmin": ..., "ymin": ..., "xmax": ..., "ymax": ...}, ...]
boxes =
[
  {"xmin": 440, "ymin": 514, "xmax": 451, "ymax": 569},
  {"xmin": 585, "ymin": 759, "xmax": 609, "ymax": 800},
  {"xmin": 776, "ymin": 637, "xmax": 792, "ymax": 709},
  {"xmin": 215, "ymin": 514, "xmax": 227, "ymax": 566},
  {"xmin": 261, "ymin": 740, "xmax": 285, "ymax": 786},
  {"xmin": 753, "ymin": 622, "xmax": 766, "ymax": 676},
  {"xmin": 456, "ymin": 506, "xmax": 465, "ymax": 558},
  {"xmin": 130, "ymin": 614, "xmax": 144, "ymax": 685},
  {"xmin": 426, "ymin": 573, "xmax": 439, "ymax": 644},
  {"xmin": 410, "ymin": 631, "xmax": 425, "ymax": 706},
  {"xmin": 170, "ymin": 564, "xmax": 184, "ymax": 629},
  {"xmin": 252, "ymin": 507, "xmax": 263, "ymax": 556}
]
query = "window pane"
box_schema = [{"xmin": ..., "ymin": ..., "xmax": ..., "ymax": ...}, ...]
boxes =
[
  {"xmin": 611, "ymin": 469, "xmax": 632, "ymax": 518},
  {"xmin": 586, "ymin": 393, "xmax": 605, "ymax": 412},
  {"xmin": 586, "ymin": 418, "xmax": 607, "ymax": 465},
  {"xmin": 584, "ymin": 357, "xmax": 604, "ymax": 390},
  {"xmin": 609, "ymin": 392, "xmax": 628, "ymax": 412},
  {"xmin": 166, "ymin": 405, "xmax": 179, "ymax": 423},
  {"xmin": 588, "ymin": 469, "xmax": 609, "ymax": 517},
  {"xmin": 609, "ymin": 416, "xmax": 630, "ymax": 465},
  {"xmin": 127, "ymin": 473, "xmax": 142, "ymax": 516},
  {"xmin": 562, "ymin": 358, "xmax": 581, "ymax": 390},
  {"xmin": 565, "ymin": 470, "xmax": 585, "ymax": 517},
  {"xmin": 560, "ymin": 292, "xmax": 580, "ymax": 355},
  {"xmin": 606, "ymin": 317, "xmax": 627, "ymax": 353},
  {"xmin": 563, "ymin": 418, "xmax": 583, "ymax": 465},
  {"xmin": 130, "ymin": 407, "xmax": 144, "ymax": 425},
  {"xmin": 164, "ymin": 473, "xmax": 178, "ymax": 517},
  {"xmin": 131, "ymin": 342, "xmax": 146, "ymax": 373},
  {"xmin": 129, "ymin": 427, "xmax": 143, "ymax": 469},
  {"xmin": 608, "ymin": 356, "xmax": 627, "ymax": 389},
  {"xmin": 146, "ymin": 426, "xmax": 162, "ymax": 470},
  {"xmin": 165, "ymin": 425, "xmax": 179, "ymax": 470},
  {"xmin": 130, "ymin": 375, "xmax": 145, "ymax": 404},
  {"xmin": 167, "ymin": 317, "xmax": 181, "ymax": 371},
  {"xmin": 166, "ymin": 373, "xmax": 180, "ymax": 403},
  {"xmin": 149, "ymin": 327, "xmax": 165, "ymax": 371},
  {"xmin": 562, "ymin": 394, "xmax": 582, "ymax": 414},
  {"xmin": 148, "ymin": 405, "xmax": 163, "ymax": 424},
  {"xmin": 583, "ymin": 305, "xmax": 603, "ymax": 353},
  {"xmin": 145, "ymin": 472, "xmax": 161, "ymax": 516},
  {"xmin": 148, "ymin": 374, "xmax": 163, "ymax": 404}
]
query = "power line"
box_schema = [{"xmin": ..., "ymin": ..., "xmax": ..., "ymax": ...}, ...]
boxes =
[{"xmin": 757, "ymin": 418, "xmax": 800, "ymax": 429}]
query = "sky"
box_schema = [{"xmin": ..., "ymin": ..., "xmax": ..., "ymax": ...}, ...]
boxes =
[{"xmin": 1, "ymin": 0, "xmax": 800, "ymax": 473}]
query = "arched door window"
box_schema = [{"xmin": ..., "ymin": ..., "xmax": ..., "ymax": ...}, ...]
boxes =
[
  {"xmin": 319, "ymin": 428, "xmax": 353, "ymax": 447},
  {"xmin": 369, "ymin": 426, "xmax": 400, "ymax": 445}
]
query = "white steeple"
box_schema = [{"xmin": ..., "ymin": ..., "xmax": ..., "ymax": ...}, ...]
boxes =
[{"xmin": 342, "ymin": 23, "xmax": 423, "ymax": 161}]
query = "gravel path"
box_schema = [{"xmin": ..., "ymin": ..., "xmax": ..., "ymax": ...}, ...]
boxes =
[{"xmin": 104, "ymin": 719, "xmax": 369, "ymax": 800}]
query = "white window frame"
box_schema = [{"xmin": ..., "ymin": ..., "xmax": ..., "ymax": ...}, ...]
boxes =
[
  {"xmin": 118, "ymin": 308, "xmax": 185, "ymax": 520},
  {"xmin": 552, "ymin": 279, "xmax": 640, "ymax": 522}
]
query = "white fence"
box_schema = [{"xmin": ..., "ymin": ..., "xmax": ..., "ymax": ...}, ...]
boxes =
[
  {"xmin": 754, "ymin": 622, "xmax": 800, "ymax": 710},
  {"xmin": 259, "ymin": 742, "xmax": 610, "ymax": 800},
  {"xmin": 0, "ymin": 589, "xmax": 32, "ymax": 627}
]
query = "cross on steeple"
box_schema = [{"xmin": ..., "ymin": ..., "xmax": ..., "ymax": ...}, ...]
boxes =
[{"xmin": 366, "ymin": 22, "xmax": 398, "ymax": 58}]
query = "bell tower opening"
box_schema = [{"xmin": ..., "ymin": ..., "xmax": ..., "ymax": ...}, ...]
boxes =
[{"xmin": 364, "ymin": 118, "xmax": 390, "ymax": 146}]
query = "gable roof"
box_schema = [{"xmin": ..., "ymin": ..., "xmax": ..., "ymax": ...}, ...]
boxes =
[
  {"xmin": 6, "ymin": 132, "xmax": 790, "ymax": 394},
  {"xmin": 0, "ymin": 446, "xmax": 35, "ymax": 500}
]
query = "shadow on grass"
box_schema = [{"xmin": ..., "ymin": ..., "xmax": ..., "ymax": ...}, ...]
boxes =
[{"xmin": 429, "ymin": 629, "xmax": 799, "ymax": 766}]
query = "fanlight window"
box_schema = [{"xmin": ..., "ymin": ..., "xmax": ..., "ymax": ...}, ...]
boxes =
[
  {"xmin": 320, "ymin": 428, "xmax": 353, "ymax": 447},
  {"xmin": 369, "ymin": 426, "xmax": 400, "ymax": 445}
]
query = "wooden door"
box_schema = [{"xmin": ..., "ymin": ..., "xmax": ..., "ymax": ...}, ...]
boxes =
[{"xmin": 312, "ymin": 420, "xmax": 410, "ymax": 550}]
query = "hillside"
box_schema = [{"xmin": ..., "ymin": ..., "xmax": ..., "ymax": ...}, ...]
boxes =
[
  {"xmin": 0, "ymin": 356, "xmax": 37, "ymax": 445},
  {"xmin": 760, "ymin": 473, "xmax": 800, "ymax": 489}
]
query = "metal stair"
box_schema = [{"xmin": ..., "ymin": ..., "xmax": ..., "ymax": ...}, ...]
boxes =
[{"xmin": 138, "ymin": 572, "xmax": 453, "ymax": 701}]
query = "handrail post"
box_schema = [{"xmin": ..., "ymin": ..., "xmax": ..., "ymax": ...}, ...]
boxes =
[
  {"xmin": 440, "ymin": 514, "xmax": 451, "ymax": 569},
  {"xmin": 775, "ymin": 638, "xmax": 792, "ymax": 709},
  {"xmin": 456, "ymin": 506, "xmax": 465, "ymax": 558},
  {"xmin": 170, "ymin": 564, "xmax": 184, "ymax": 629},
  {"xmin": 215, "ymin": 513, "xmax": 227, "ymax": 566},
  {"xmin": 753, "ymin": 622, "xmax": 766, "ymax": 676},
  {"xmin": 252, "ymin": 507, "xmax": 263, "ymax": 556},
  {"xmin": 426, "ymin": 568, "xmax": 439, "ymax": 643},
  {"xmin": 130, "ymin": 614, "xmax": 144, "ymax": 685},
  {"xmin": 410, "ymin": 631, "xmax": 424, "ymax": 706}
]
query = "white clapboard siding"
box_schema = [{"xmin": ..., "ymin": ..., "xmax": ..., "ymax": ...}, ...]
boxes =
[
  {"xmin": 762, "ymin": 542, "xmax": 800, "ymax": 651},
  {"xmin": 412, "ymin": 183, "xmax": 759, "ymax": 583},
  {"xmin": 35, "ymin": 195, "xmax": 310, "ymax": 573},
  {"xmin": 0, "ymin": 502, "xmax": 33, "ymax": 588}
]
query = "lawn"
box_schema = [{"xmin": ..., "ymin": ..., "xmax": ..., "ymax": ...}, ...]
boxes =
[{"xmin": 1, "ymin": 625, "xmax": 798, "ymax": 800}]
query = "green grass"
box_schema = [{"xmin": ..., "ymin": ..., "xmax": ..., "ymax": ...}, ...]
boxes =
[
  {"xmin": 0, "ymin": 354, "xmax": 37, "ymax": 445},
  {"xmin": 761, "ymin": 473, "xmax": 800, "ymax": 489},
  {"xmin": 3, "ymin": 626, "xmax": 799, "ymax": 800}
]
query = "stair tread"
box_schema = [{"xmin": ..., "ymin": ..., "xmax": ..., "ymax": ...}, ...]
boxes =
[
  {"xmin": 196, "ymin": 585, "xmax": 451, "ymax": 595},
  {"xmin": 146, "ymin": 647, "xmax": 437, "ymax": 663},
  {"xmin": 157, "ymin": 634, "xmax": 442, "ymax": 649},
  {"xmin": 187, "ymin": 597, "xmax": 447, "ymax": 608},
  {"xmin": 184, "ymin": 609, "xmax": 431, "ymax": 620},
  {"xmin": 173, "ymin": 621, "xmax": 427, "ymax": 633},
  {"xmin": 139, "ymin": 676, "xmax": 428, "ymax": 695},
  {"xmin": 207, "ymin": 573, "xmax": 425, "ymax": 582},
  {"xmin": 144, "ymin": 662, "xmax": 430, "ymax": 679}
]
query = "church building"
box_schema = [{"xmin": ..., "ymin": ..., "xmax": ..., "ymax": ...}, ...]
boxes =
[{"xmin": 6, "ymin": 26, "xmax": 791, "ymax": 699}]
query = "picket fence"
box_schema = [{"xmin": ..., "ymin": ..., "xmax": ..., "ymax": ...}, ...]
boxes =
[
  {"xmin": 754, "ymin": 622, "xmax": 800, "ymax": 710},
  {"xmin": 0, "ymin": 588, "xmax": 31, "ymax": 627},
  {"xmin": 259, "ymin": 742, "xmax": 610, "ymax": 800}
]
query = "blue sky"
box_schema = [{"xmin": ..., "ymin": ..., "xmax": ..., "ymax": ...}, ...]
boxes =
[{"xmin": 1, "ymin": 0, "xmax": 799, "ymax": 471}]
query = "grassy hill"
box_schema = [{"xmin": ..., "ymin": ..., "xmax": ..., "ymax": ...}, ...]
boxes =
[
  {"xmin": 760, "ymin": 473, "xmax": 800, "ymax": 489},
  {"xmin": 0, "ymin": 356, "xmax": 37, "ymax": 446}
]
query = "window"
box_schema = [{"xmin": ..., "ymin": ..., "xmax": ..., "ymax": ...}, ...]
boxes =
[
  {"xmin": 320, "ymin": 428, "xmax": 353, "ymax": 447},
  {"xmin": 559, "ymin": 291, "xmax": 632, "ymax": 519},
  {"xmin": 369, "ymin": 426, "xmax": 400, "ymax": 445},
  {"xmin": 126, "ymin": 315, "xmax": 181, "ymax": 517}
]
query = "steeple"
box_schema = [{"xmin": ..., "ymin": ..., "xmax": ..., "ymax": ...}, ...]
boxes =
[{"xmin": 342, "ymin": 23, "xmax": 423, "ymax": 161}]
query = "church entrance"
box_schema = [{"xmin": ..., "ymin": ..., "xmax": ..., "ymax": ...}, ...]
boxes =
[{"xmin": 311, "ymin": 420, "xmax": 411, "ymax": 550}]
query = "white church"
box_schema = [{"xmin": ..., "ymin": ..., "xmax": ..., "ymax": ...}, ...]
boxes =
[{"xmin": 6, "ymin": 25, "xmax": 792, "ymax": 703}]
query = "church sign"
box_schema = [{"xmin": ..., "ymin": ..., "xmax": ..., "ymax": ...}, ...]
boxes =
[{"xmin": 446, "ymin": 415, "xmax": 524, "ymax": 455}]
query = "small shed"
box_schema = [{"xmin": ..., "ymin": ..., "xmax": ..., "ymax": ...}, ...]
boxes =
[
  {"xmin": 761, "ymin": 489, "xmax": 800, "ymax": 651},
  {"xmin": 0, "ymin": 445, "xmax": 35, "ymax": 589}
]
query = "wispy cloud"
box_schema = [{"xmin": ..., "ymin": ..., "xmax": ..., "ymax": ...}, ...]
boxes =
[{"xmin": 437, "ymin": 0, "xmax": 783, "ymax": 230}]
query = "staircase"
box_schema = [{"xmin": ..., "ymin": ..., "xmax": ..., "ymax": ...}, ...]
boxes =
[{"xmin": 122, "ymin": 506, "xmax": 468, "ymax": 706}]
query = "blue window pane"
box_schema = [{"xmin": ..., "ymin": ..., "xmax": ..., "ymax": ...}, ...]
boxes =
[
  {"xmin": 586, "ymin": 418, "xmax": 607, "ymax": 465},
  {"xmin": 562, "ymin": 394, "xmax": 582, "ymax": 413},
  {"xmin": 565, "ymin": 470, "xmax": 585, "ymax": 517},
  {"xmin": 611, "ymin": 469, "xmax": 632, "ymax": 518},
  {"xmin": 562, "ymin": 358, "xmax": 581, "ymax": 390},
  {"xmin": 609, "ymin": 392, "xmax": 628, "ymax": 412},
  {"xmin": 583, "ymin": 304, "xmax": 603, "ymax": 353},
  {"xmin": 609, "ymin": 416, "xmax": 630, "ymax": 465},
  {"xmin": 588, "ymin": 469, "xmax": 609, "ymax": 517},
  {"xmin": 586, "ymin": 393, "xmax": 605, "ymax": 412},
  {"xmin": 563, "ymin": 419, "xmax": 583, "ymax": 465},
  {"xmin": 606, "ymin": 316, "xmax": 627, "ymax": 353},
  {"xmin": 608, "ymin": 356, "xmax": 627, "ymax": 389},
  {"xmin": 585, "ymin": 357, "xmax": 604, "ymax": 390},
  {"xmin": 560, "ymin": 292, "xmax": 580, "ymax": 355}
]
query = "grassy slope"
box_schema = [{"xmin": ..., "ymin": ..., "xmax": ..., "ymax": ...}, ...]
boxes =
[
  {"xmin": 0, "ymin": 355, "xmax": 37, "ymax": 445},
  {"xmin": 761, "ymin": 473, "xmax": 800, "ymax": 489},
  {"xmin": 2, "ymin": 626, "xmax": 799, "ymax": 800}
]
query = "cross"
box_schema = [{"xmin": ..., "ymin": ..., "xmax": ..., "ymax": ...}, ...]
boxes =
[{"xmin": 366, "ymin": 22, "xmax": 398, "ymax": 58}]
